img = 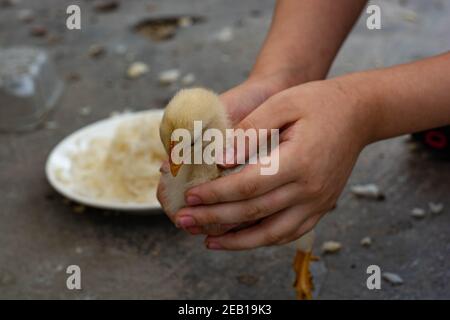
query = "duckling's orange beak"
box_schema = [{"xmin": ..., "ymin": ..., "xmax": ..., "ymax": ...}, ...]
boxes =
[{"xmin": 169, "ymin": 141, "xmax": 183, "ymax": 177}]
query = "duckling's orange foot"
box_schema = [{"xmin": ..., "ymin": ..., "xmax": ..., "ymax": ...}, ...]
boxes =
[{"xmin": 293, "ymin": 250, "xmax": 316, "ymax": 300}]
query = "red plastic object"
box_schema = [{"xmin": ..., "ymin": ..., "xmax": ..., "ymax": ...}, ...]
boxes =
[{"xmin": 425, "ymin": 130, "xmax": 448, "ymax": 150}]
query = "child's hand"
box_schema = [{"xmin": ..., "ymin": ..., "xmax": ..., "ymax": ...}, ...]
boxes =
[
  {"xmin": 157, "ymin": 70, "xmax": 303, "ymax": 235},
  {"xmin": 174, "ymin": 80, "xmax": 374, "ymax": 249}
]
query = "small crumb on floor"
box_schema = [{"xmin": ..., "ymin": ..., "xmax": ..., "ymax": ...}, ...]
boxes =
[
  {"xmin": 360, "ymin": 237, "xmax": 372, "ymax": 247},
  {"xmin": 322, "ymin": 241, "xmax": 342, "ymax": 254},
  {"xmin": 214, "ymin": 26, "xmax": 234, "ymax": 42},
  {"xmin": 351, "ymin": 183, "xmax": 385, "ymax": 200},
  {"xmin": 410, "ymin": 207, "xmax": 426, "ymax": 219},
  {"xmin": 428, "ymin": 202, "xmax": 444, "ymax": 214},
  {"xmin": 382, "ymin": 272, "xmax": 404, "ymax": 285},
  {"xmin": 181, "ymin": 73, "xmax": 195, "ymax": 85},
  {"xmin": 127, "ymin": 62, "xmax": 149, "ymax": 79},
  {"xmin": 158, "ymin": 69, "xmax": 180, "ymax": 85}
]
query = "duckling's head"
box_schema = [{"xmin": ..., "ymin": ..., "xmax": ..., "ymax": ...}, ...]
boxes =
[{"xmin": 159, "ymin": 88, "xmax": 229, "ymax": 176}]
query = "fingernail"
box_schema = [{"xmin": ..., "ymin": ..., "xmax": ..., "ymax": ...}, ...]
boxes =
[
  {"xmin": 186, "ymin": 195, "xmax": 202, "ymax": 206},
  {"xmin": 177, "ymin": 216, "xmax": 196, "ymax": 228},
  {"xmin": 206, "ymin": 241, "xmax": 223, "ymax": 250}
]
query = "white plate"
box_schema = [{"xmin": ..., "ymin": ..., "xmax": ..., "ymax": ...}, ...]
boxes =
[{"xmin": 45, "ymin": 110, "xmax": 165, "ymax": 212}]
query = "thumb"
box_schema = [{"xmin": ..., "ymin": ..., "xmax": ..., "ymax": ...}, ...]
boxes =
[
  {"xmin": 220, "ymin": 91, "xmax": 297, "ymax": 168},
  {"xmin": 220, "ymin": 80, "xmax": 278, "ymax": 125}
]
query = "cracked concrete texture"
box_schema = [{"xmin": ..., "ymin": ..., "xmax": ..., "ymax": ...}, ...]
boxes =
[{"xmin": 0, "ymin": 0, "xmax": 449, "ymax": 299}]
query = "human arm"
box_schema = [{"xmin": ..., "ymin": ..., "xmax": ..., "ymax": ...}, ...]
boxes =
[{"xmin": 223, "ymin": 0, "xmax": 367, "ymax": 123}]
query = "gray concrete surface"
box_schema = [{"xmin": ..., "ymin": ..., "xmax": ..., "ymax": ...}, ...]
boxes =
[{"xmin": 0, "ymin": 0, "xmax": 449, "ymax": 299}]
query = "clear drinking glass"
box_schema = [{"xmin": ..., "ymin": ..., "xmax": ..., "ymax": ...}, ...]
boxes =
[{"xmin": 0, "ymin": 47, "xmax": 63, "ymax": 132}]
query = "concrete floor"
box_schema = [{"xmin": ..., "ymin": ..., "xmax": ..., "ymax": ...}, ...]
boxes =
[{"xmin": 0, "ymin": 0, "xmax": 449, "ymax": 299}]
